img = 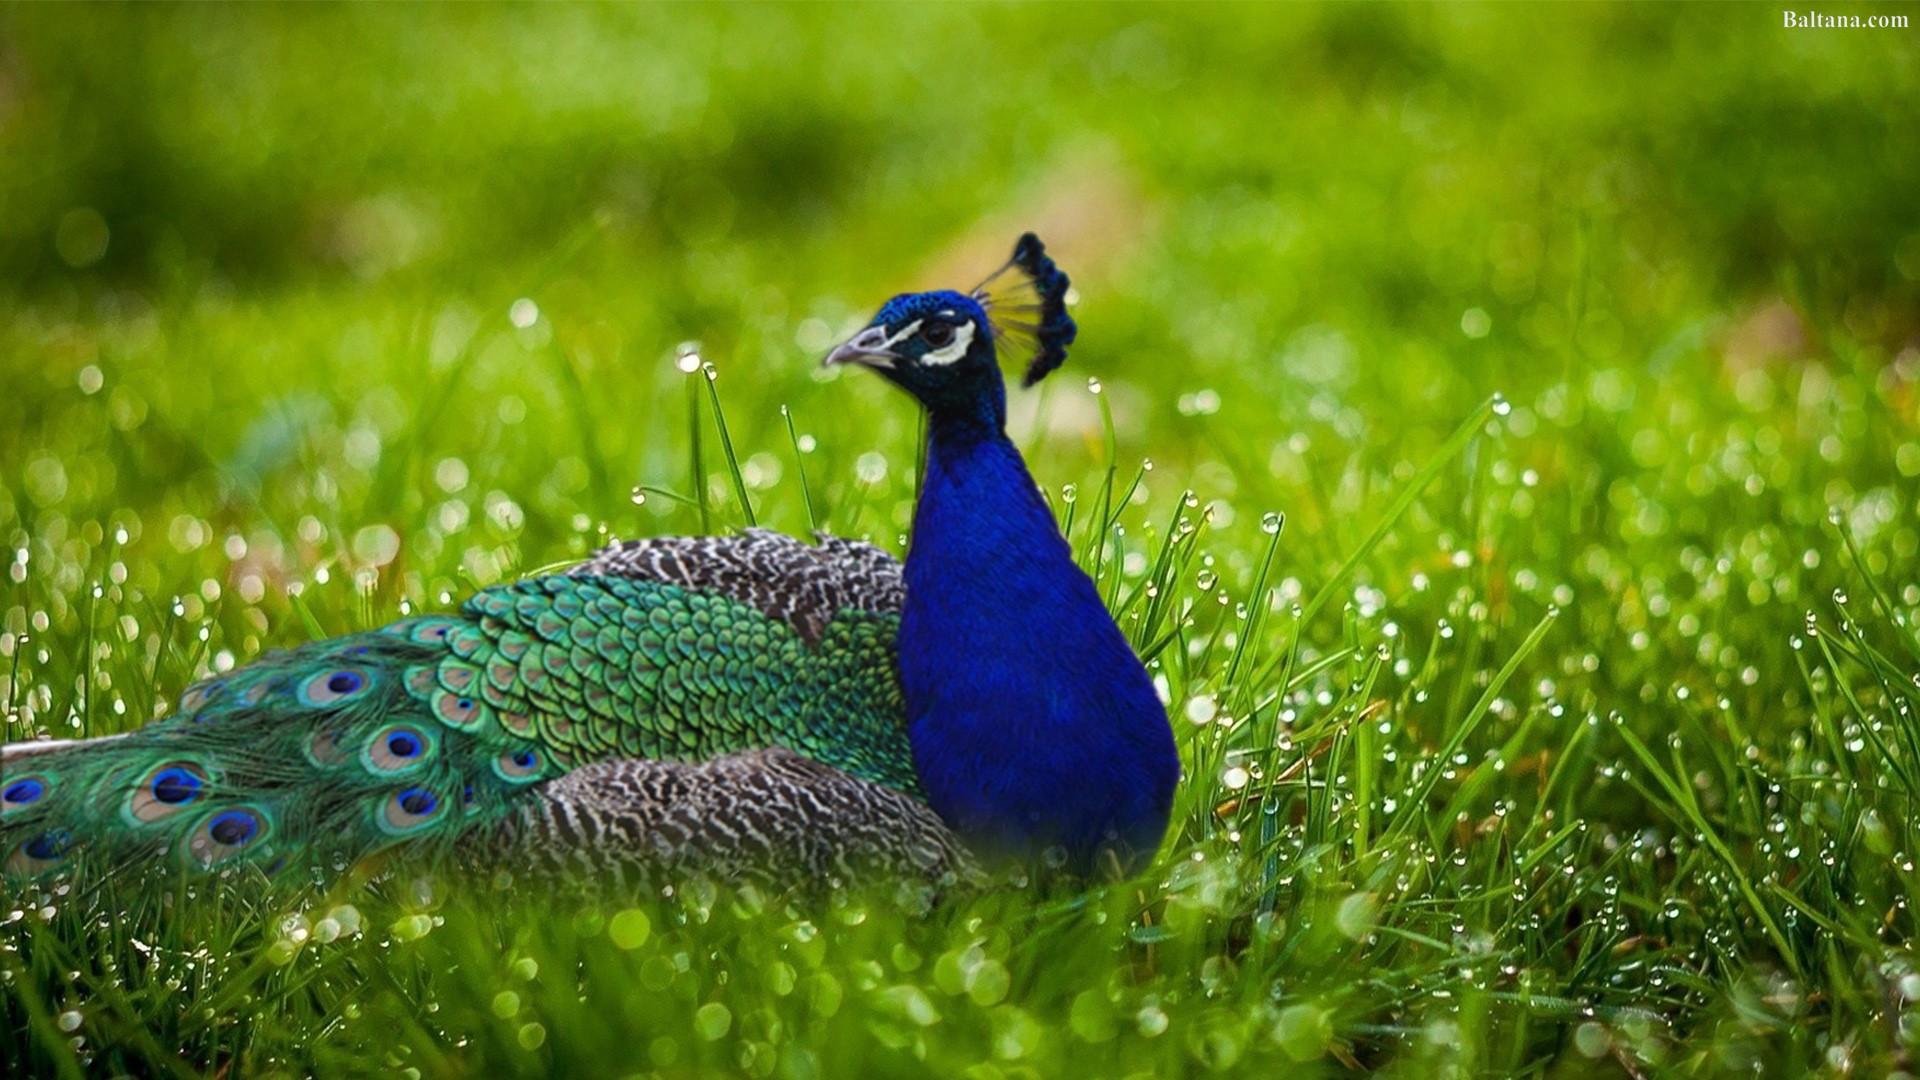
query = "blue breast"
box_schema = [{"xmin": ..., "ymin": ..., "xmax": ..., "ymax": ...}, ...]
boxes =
[{"xmin": 899, "ymin": 419, "xmax": 1180, "ymax": 874}]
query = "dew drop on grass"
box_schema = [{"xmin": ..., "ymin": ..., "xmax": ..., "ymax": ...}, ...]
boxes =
[
  {"xmin": 692, "ymin": 1002, "xmax": 733, "ymax": 1041},
  {"xmin": 1135, "ymin": 1005, "xmax": 1169, "ymax": 1037},
  {"xmin": 630, "ymin": 487, "xmax": 647, "ymax": 505},
  {"xmin": 1086, "ymin": 377, "xmax": 1102, "ymax": 395},
  {"xmin": 1261, "ymin": 512, "xmax": 1283, "ymax": 535}
]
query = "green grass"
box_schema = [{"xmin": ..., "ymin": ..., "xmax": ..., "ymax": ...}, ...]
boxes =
[{"xmin": 3, "ymin": 4, "xmax": 1919, "ymax": 1076}]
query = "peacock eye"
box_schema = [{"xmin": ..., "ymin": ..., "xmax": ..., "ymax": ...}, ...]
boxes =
[{"xmin": 921, "ymin": 322, "xmax": 955, "ymax": 348}]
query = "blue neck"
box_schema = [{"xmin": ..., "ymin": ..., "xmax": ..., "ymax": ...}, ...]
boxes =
[{"xmin": 899, "ymin": 398, "xmax": 1180, "ymax": 874}]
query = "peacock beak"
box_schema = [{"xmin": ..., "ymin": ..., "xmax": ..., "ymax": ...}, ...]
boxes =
[{"xmin": 823, "ymin": 325, "xmax": 898, "ymax": 370}]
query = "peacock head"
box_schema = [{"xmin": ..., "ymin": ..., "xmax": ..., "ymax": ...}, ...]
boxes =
[{"xmin": 825, "ymin": 233, "xmax": 1077, "ymax": 417}]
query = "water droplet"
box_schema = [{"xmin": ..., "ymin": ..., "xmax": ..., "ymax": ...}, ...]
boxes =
[
  {"xmin": 508, "ymin": 298, "xmax": 539, "ymax": 329},
  {"xmin": 1827, "ymin": 506, "xmax": 1845, "ymax": 525},
  {"xmin": 629, "ymin": 487, "xmax": 647, "ymax": 506},
  {"xmin": 1086, "ymin": 377, "xmax": 1102, "ymax": 395},
  {"xmin": 1261, "ymin": 512, "xmax": 1284, "ymax": 535},
  {"xmin": 675, "ymin": 342, "xmax": 702, "ymax": 373},
  {"xmin": 1490, "ymin": 393, "xmax": 1511, "ymax": 416},
  {"xmin": 1832, "ymin": 588, "xmax": 1849, "ymax": 606},
  {"xmin": 1061, "ymin": 483, "xmax": 1077, "ymax": 504},
  {"xmin": 1135, "ymin": 1005, "xmax": 1168, "ymax": 1037}
]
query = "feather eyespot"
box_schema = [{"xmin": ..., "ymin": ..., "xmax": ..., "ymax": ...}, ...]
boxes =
[
  {"xmin": 299, "ymin": 668, "xmax": 372, "ymax": 707},
  {"xmin": 7, "ymin": 829, "xmax": 73, "ymax": 875},
  {"xmin": 188, "ymin": 807, "xmax": 268, "ymax": 866},
  {"xmin": 2, "ymin": 776, "xmax": 47, "ymax": 809},
  {"xmin": 127, "ymin": 762, "xmax": 211, "ymax": 825},
  {"xmin": 153, "ymin": 767, "xmax": 202, "ymax": 803},
  {"xmin": 406, "ymin": 666, "xmax": 438, "ymax": 696},
  {"xmin": 431, "ymin": 690, "xmax": 482, "ymax": 731},
  {"xmin": 306, "ymin": 728, "xmax": 352, "ymax": 767},
  {"xmin": 364, "ymin": 724, "xmax": 435, "ymax": 773},
  {"xmin": 180, "ymin": 680, "xmax": 227, "ymax": 714},
  {"xmin": 380, "ymin": 786, "xmax": 444, "ymax": 833},
  {"xmin": 209, "ymin": 811, "xmax": 258, "ymax": 846},
  {"xmin": 493, "ymin": 748, "xmax": 542, "ymax": 781},
  {"xmin": 402, "ymin": 618, "xmax": 462, "ymax": 645},
  {"xmin": 25, "ymin": 832, "xmax": 68, "ymax": 859}
]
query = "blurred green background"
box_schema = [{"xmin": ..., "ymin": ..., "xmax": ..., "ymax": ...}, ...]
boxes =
[
  {"xmin": 4, "ymin": 4, "xmax": 1920, "ymax": 1076},
  {"xmin": 2, "ymin": 2, "xmax": 1914, "ymax": 645}
]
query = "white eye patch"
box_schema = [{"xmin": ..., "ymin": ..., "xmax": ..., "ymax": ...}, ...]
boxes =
[{"xmin": 920, "ymin": 320, "xmax": 975, "ymax": 366}]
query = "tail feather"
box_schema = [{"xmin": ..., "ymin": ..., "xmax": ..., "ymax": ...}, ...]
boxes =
[
  {"xmin": 2, "ymin": 633, "xmax": 523, "ymax": 878},
  {"xmin": 2, "ymin": 564, "xmax": 915, "ymax": 883}
]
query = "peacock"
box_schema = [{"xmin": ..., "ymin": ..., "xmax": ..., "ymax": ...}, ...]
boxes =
[{"xmin": 0, "ymin": 234, "xmax": 1181, "ymax": 891}]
